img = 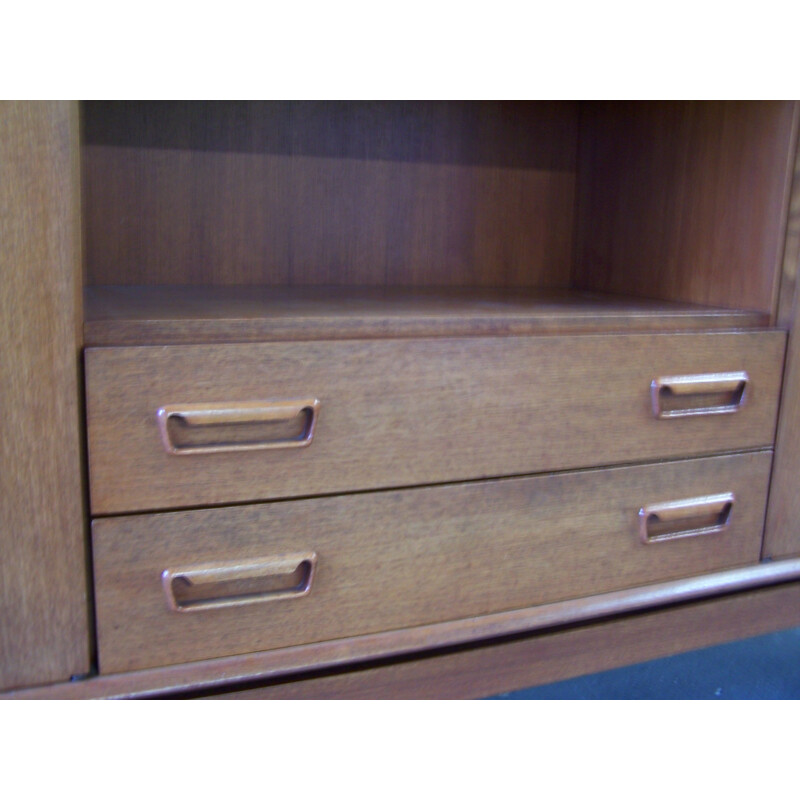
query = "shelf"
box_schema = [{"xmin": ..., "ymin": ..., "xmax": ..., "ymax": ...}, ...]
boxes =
[{"xmin": 83, "ymin": 286, "xmax": 771, "ymax": 347}]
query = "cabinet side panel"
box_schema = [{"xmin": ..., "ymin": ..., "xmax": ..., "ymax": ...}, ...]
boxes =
[
  {"xmin": 765, "ymin": 126, "xmax": 800, "ymax": 558},
  {"xmin": 573, "ymin": 101, "xmax": 797, "ymax": 314},
  {"xmin": 775, "ymin": 110, "xmax": 800, "ymax": 328},
  {"xmin": 0, "ymin": 101, "xmax": 90, "ymax": 690},
  {"xmin": 765, "ymin": 283, "xmax": 800, "ymax": 559}
]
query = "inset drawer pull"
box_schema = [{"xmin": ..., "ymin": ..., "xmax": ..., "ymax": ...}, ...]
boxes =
[
  {"xmin": 162, "ymin": 553, "xmax": 317, "ymax": 612},
  {"xmin": 156, "ymin": 399, "xmax": 320, "ymax": 455},
  {"xmin": 651, "ymin": 372, "xmax": 748, "ymax": 418},
  {"xmin": 638, "ymin": 493, "xmax": 734, "ymax": 544}
]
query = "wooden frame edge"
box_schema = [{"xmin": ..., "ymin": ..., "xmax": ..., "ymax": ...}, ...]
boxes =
[{"xmin": 4, "ymin": 558, "xmax": 800, "ymax": 699}]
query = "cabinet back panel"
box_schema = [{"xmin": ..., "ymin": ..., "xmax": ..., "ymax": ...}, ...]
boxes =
[
  {"xmin": 82, "ymin": 101, "xmax": 578, "ymax": 288},
  {"xmin": 573, "ymin": 101, "xmax": 797, "ymax": 316}
]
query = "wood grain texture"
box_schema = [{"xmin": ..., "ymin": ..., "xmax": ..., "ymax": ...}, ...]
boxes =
[
  {"xmin": 775, "ymin": 107, "xmax": 800, "ymax": 328},
  {"xmin": 6, "ymin": 560, "xmax": 800, "ymax": 698},
  {"xmin": 0, "ymin": 101, "xmax": 90, "ymax": 690},
  {"xmin": 573, "ymin": 101, "xmax": 797, "ymax": 316},
  {"xmin": 85, "ymin": 331, "xmax": 785, "ymax": 514},
  {"xmin": 91, "ymin": 453, "xmax": 772, "ymax": 674},
  {"xmin": 81, "ymin": 101, "xmax": 578, "ymax": 167},
  {"xmin": 764, "ymin": 108, "xmax": 800, "ymax": 558},
  {"xmin": 82, "ymin": 101, "xmax": 578, "ymax": 289},
  {"xmin": 206, "ymin": 579, "xmax": 800, "ymax": 700},
  {"xmin": 764, "ymin": 261, "xmax": 800, "ymax": 559},
  {"xmin": 83, "ymin": 286, "xmax": 771, "ymax": 346}
]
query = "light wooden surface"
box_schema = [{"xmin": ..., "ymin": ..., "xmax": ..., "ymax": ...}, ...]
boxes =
[
  {"xmin": 573, "ymin": 101, "xmax": 797, "ymax": 317},
  {"xmin": 85, "ymin": 331, "xmax": 785, "ymax": 514},
  {"xmin": 82, "ymin": 101, "xmax": 578, "ymax": 289},
  {"xmin": 83, "ymin": 286, "xmax": 771, "ymax": 346},
  {"xmin": 0, "ymin": 101, "xmax": 90, "ymax": 691},
  {"xmin": 92, "ymin": 452, "xmax": 772, "ymax": 673},
  {"xmin": 206, "ymin": 579, "xmax": 800, "ymax": 700},
  {"xmin": 6, "ymin": 560, "xmax": 800, "ymax": 698}
]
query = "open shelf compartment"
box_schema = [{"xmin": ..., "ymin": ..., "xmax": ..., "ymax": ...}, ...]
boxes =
[{"xmin": 81, "ymin": 101, "xmax": 797, "ymax": 343}]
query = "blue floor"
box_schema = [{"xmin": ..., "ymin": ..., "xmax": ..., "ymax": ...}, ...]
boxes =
[{"xmin": 490, "ymin": 625, "xmax": 800, "ymax": 699}]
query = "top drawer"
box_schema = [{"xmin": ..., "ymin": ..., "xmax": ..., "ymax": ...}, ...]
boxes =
[{"xmin": 85, "ymin": 331, "xmax": 785, "ymax": 514}]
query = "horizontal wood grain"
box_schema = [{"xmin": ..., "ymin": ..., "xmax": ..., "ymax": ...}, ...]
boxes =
[
  {"xmin": 83, "ymin": 286, "xmax": 771, "ymax": 346},
  {"xmin": 85, "ymin": 331, "xmax": 785, "ymax": 514},
  {"xmin": 7, "ymin": 558, "xmax": 800, "ymax": 698},
  {"xmin": 573, "ymin": 101, "xmax": 797, "ymax": 317},
  {"xmin": 92, "ymin": 452, "xmax": 772, "ymax": 673}
]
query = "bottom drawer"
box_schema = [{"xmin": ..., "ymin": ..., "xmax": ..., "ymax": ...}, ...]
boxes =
[{"xmin": 93, "ymin": 451, "xmax": 772, "ymax": 673}]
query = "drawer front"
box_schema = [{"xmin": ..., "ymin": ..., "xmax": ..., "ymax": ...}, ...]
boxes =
[
  {"xmin": 93, "ymin": 451, "xmax": 771, "ymax": 673},
  {"xmin": 85, "ymin": 331, "xmax": 784, "ymax": 514}
]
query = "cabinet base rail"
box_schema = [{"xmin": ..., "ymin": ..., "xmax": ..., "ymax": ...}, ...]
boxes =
[{"xmin": 7, "ymin": 557, "xmax": 800, "ymax": 699}]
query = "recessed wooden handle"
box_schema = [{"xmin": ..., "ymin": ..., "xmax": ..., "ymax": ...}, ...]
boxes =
[
  {"xmin": 651, "ymin": 372, "xmax": 747, "ymax": 418},
  {"xmin": 162, "ymin": 553, "xmax": 318, "ymax": 612},
  {"xmin": 638, "ymin": 493, "xmax": 734, "ymax": 544},
  {"xmin": 157, "ymin": 399, "xmax": 320, "ymax": 455}
]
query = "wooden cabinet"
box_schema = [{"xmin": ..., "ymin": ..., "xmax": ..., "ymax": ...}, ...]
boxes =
[{"xmin": 4, "ymin": 100, "xmax": 800, "ymax": 698}]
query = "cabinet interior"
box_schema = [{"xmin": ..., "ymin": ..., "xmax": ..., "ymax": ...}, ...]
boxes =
[{"xmin": 81, "ymin": 101, "xmax": 797, "ymax": 345}]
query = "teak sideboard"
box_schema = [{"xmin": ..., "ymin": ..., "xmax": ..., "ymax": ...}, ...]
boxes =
[{"xmin": 3, "ymin": 100, "xmax": 800, "ymax": 699}]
